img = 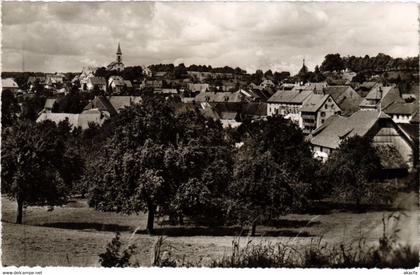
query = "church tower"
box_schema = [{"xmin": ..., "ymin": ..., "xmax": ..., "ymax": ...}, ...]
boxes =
[
  {"xmin": 107, "ymin": 42, "xmax": 125, "ymax": 71},
  {"xmin": 116, "ymin": 42, "xmax": 122, "ymax": 63}
]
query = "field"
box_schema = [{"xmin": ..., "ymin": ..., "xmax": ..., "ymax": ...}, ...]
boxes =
[{"xmin": 2, "ymin": 193, "xmax": 419, "ymax": 267}]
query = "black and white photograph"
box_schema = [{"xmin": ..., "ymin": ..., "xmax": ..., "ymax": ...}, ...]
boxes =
[{"xmin": 1, "ymin": 1, "xmax": 419, "ymax": 271}]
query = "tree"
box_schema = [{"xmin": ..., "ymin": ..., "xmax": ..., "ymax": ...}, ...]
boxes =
[
  {"xmin": 52, "ymin": 88, "xmax": 89, "ymax": 114},
  {"xmin": 1, "ymin": 90, "xmax": 20, "ymax": 128},
  {"xmin": 227, "ymin": 117, "xmax": 313, "ymax": 235},
  {"xmin": 264, "ymin": 70, "xmax": 273, "ymax": 79},
  {"xmin": 228, "ymin": 148, "xmax": 300, "ymax": 236},
  {"xmin": 21, "ymin": 94, "xmax": 46, "ymax": 121},
  {"xmin": 236, "ymin": 116, "xmax": 315, "ymax": 182},
  {"xmin": 174, "ymin": 63, "xmax": 188, "ymax": 79},
  {"xmin": 311, "ymin": 65, "xmax": 326, "ymax": 82},
  {"xmin": 320, "ymin": 54, "xmax": 344, "ymax": 72},
  {"xmin": 166, "ymin": 109, "xmax": 232, "ymax": 224},
  {"xmin": 324, "ymin": 136, "xmax": 383, "ymax": 207},
  {"xmin": 88, "ymin": 95, "xmax": 179, "ymax": 234},
  {"xmin": 1, "ymin": 120, "xmax": 76, "ymax": 224}
]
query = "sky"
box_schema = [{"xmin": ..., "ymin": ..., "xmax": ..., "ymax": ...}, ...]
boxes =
[{"xmin": 1, "ymin": 2, "xmax": 418, "ymax": 74}]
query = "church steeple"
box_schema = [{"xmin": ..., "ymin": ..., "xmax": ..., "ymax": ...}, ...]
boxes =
[{"xmin": 116, "ymin": 42, "xmax": 122, "ymax": 63}]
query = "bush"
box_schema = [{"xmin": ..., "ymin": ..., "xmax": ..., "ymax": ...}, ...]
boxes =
[{"xmin": 99, "ymin": 232, "xmax": 136, "ymax": 267}]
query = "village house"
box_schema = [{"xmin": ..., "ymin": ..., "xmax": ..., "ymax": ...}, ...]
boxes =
[
  {"xmin": 259, "ymin": 79, "xmax": 275, "ymax": 90},
  {"xmin": 237, "ymin": 89, "xmax": 262, "ymax": 102},
  {"xmin": 155, "ymin": 88, "xmax": 178, "ymax": 95},
  {"xmin": 359, "ymin": 85, "xmax": 404, "ymax": 111},
  {"xmin": 319, "ymin": 85, "xmax": 362, "ymax": 116},
  {"xmin": 187, "ymin": 83, "xmax": 209, "ymax": 93},
  {"xmin": 45, "ymin": 73, "xmax": 65, "ymax": 89},
  {"xmin": 83, "ymin": 76, "xmax": 107, "ymax": 92},
  {"xmin": 187, "ymin": 71, "xmax": 213, "ymax": 82},
  {"xmin": 309, "ymin": 109, "xmax": 415, "ymax": 175},
  {"xmin": 83, "ymin": 96, "xmax": 118, "ymax": 116},
  {"xmin": 267, "ymin": 89, "xmax": 313, "ymax": 125},
  {"xmin": 300, "ymin": 94, "xmax": 342, "ymax": 135},
  {"xmin": 356, "ymin": 81, "xmax": 380, "ymax": 98},
  {"xmin": 27, "ymin": 76, "xmax": 46, "ymax": 91},
  {"xmin": 194, "ymin": 90, "xmax": 245, "ymax": 103},
  {"xmin": 37, "ymin": 109, "xmax": 110, "ymax": 130},
  {"xmin": 108, "ymin": 76, "xmax": 128, "ymax": 94},
  {"xmin": 383, "ymin": 101, "xmax": 418, "ymax": 124},
  {"xmin": 108, "ymin": 96, "xmax": 142, "ymax": 113},
  {"xmin": 292, "ymin": 82, "xmax": 327, "ymax": 94},
  {"xmin": 2, "ymin": 78, "xmax": 19, "ymax": 93},
  {"xmin": 144, "ymin": 79, "xmax": 163, "ymax": 90},
  {"xmin": 248, "ymin": 82, "xmax": 261, "ymax": 91}
]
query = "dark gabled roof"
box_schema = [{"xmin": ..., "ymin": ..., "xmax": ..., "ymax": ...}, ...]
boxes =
[
  {"xmin": 84, "ymin": 96, "xmax": 118, "ymax": 116},
  {"xmin": 397, "ymin": 123, "xmax": 419, "ymax": 143},
  {"xmin": 384, "ymin": 102, "xmax": 417, "ymax": 115},
  {"xmin": 358, "ymin": 81, "xmax": 378, "ymax": 89},
  {"xmin": 108, "ymin": 96, "xmax": 142, "ymax": 112},
  {"xmin": 323, "ymin": 86, "xmax": 362, "ymax": 116},
  {"xmin": 267, "ymin": 89, "xmax": 313, "ymax": 104},
  {"xmin": 310, "ymin": 110, "xmax": 387, "ymax": 149},
  {"xmin": 195, "ymin": 91, "xmax": 244, "ymax": 103},
  {"xmin": 359, "ymin": 86, "xmax": 404, "ymax": 110},
  {"xmin": 88, "ymin": 76, "xmax": 107, "ymax": 85}
]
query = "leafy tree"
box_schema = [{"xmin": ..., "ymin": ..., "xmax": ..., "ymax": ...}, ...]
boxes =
[
  {"xmin": 88, "ymin": 95, "xmax": 179, "ymax": 233},
  {"xmin": 1, "ymin": 120, "xmax": 77, "ymax": 224},
  {"xmin": 324, "ymin": 136, "xmax": 383, "ymax": 207},
  {"xmin": 1, "ymin": 90, "xmax": 20, "ymax": 128},
  {"xmin": 311, "ymin": 65, "xmax": 326, "ymax": 82},
  {"xmin": 228, "ymin": 148, "xmax": 301, "ymax": 236},
  {"xmin": 352, "ymin": 72, "xmax": 366, "ymax": 83},
  {"xmin": 121, "ymin": 66, "xmax": 144, "ymax": 82},
  {"xmin": 236, "ymin": 116, "xmax": 315, "ymax": 182},
  {"xmin": 320, "ymin": 53, "xmax": 344, "ymax": 72},
  {"xmin": 264, "ymin": 70, "xmax": 273, "ymax": 79},
  {"xmin": 174, "ymin": 63, "xmax": 188, "ymax": 79},
  {"xmin": 166, "ymin": 109, "xmax": 232, "ymax": 224},
  {"xmin": 20, "ymin": 94, "xmax": 47, "ymax": 121},
  {"xmin": 273, "ymin": 71, "xmax": 291, "ymax": 84},
  {"xmin": 52, "ymin": 88, "xmax": 89, "ymax": 114}
]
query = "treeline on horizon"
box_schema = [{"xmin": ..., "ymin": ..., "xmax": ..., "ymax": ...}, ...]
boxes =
[{"xmin": 2, "ymin": 53, "xmax": 418, "ymax": 76}]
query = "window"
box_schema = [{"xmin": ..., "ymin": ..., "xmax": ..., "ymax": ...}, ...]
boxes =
[
  {"xmin": 321, "ymin": 119, "xmax": 325, "ymax": 124},
  {"xmin": 327, "ymin": 98, "xmax": 332, "ymax": 102},
  {"xmin": 320, "ymin": 112, "xmax": 326, "ymax": 117}
]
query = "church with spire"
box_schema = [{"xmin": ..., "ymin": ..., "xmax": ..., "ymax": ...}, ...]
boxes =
[{"xmin": 107, "ymin": 42, "xmax": 125, "ymax": 72}]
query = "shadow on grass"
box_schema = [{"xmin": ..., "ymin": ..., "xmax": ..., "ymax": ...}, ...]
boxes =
[
  {"xmin": 40, "ymin": 222, "xmax": 132, "ymax": 232},
  {"xmin": 266, "ymin": 219, "xmax": 320, "ymax": 228},
  {"xmin": 303, "ymin": 201, "xmax": 400, "ymax": 215},
  {"xmin": 136, "ymin": 226, "xmax": 313, "ymax": 237}
]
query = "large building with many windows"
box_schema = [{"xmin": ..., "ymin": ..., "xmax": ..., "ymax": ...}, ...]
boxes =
[{"xmin": 300, "ymin": 94, "xmax": 341, "ymax": 135}]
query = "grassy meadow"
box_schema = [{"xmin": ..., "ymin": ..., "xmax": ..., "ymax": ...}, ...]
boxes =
[{"xmin": 2, "ymin": 192, "xmax": 418, "ymax": 267}]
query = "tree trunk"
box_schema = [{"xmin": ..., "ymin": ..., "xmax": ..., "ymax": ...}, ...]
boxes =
[
  {"xmin": 178, "ymin": 215, "xmax": 184, "ymax": 225},
  {"xmin": 251, "ymin": 221, "xmax": 257, "ymax": 237},
  {"xmin": 147, "ymin": 205, "xmax": 156, "ymax": 235},
  {"xmin": 16, "ymin": 199, "xmax": 23, "ymax": 224}
]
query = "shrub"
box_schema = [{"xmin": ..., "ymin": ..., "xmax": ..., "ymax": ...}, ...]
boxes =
[{"xmin": 99, "ymin": 232, "xmax": 136, "ymax": 267}]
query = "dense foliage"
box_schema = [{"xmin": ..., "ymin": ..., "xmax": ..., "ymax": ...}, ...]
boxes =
[{"xmin": 1, "ymin": 119, "xmax": 83, "ymax": 223}]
